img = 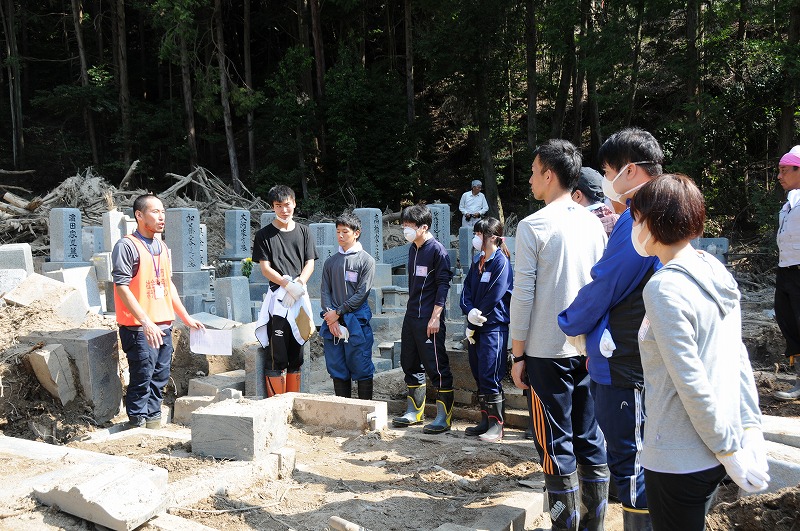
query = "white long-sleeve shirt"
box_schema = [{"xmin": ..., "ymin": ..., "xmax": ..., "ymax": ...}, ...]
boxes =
[{"xmin": 459, "ymin": 191, "xmax": 489, "ymax": 227}]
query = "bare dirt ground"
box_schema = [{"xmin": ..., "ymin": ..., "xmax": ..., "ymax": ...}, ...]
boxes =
[{"xmin": 1, "ymin": 273, "xmax": 799, "ymax": 529}]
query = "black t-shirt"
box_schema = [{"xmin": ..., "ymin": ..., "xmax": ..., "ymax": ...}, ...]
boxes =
[{"xmin": 252, "ymin": 222, "xmax": 318, "ymax": 289}]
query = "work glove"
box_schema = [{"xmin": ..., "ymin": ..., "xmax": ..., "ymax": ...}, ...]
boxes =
[
  {"xmin": 338, "ymin": 326, "xmax": 350, "ymax": 343},
  {"xmin": 717, "ymin": 449, "xmax": 768, "ymax": 493},
  {"xmin": 466, "ymin": 328, "xmax": 476, "ymax": 345},
  {"xmin": 285, "ymin": 279, "xmax": 306, "ymax": 299},
  {"xmin": 599, "ymin": 329, "xmax": 616, "ymax": 358},
  {"xmin": 741, "ymin": 428, "xmax": 770, "ymax": 487},
  {"xmin": 468, "ymin": 308, "xmax": 487, "ymax": 326},
  {"xmin": 566, "ymin": 334, "xmax": 587, "ymax": 356},
  {"xmin": 280, "ymin": 292, "xmax": 298, "ymax": 309}
]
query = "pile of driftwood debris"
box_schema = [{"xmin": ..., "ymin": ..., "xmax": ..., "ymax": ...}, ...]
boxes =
[{"xmin": 0, "ymin": 166, "xmax": 272, "ymax": 259}]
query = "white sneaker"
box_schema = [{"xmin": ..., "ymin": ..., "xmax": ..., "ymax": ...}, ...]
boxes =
[{"xmin": 774, "ymin": 381, "xmax": 800, "ymax": 401}]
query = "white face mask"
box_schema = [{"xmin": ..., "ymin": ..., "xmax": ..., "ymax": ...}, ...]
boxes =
[
  {"xmin": 403, "ymin": 226, "xmax": 417, "ymax": 243},
  {"xmin": 602, "ymin": 161, "xmax": 654, "ymax": 203},
  {"xmin": 631, "ymin": 221, "xmax": 652, "ymax": 257},
  {"xmin": 472, "ymin": 234, "xmax": 483, "ymax": 251},
  {"xmin": 275, "ymin": 214, "xmax": 292, "ymax": 224}
]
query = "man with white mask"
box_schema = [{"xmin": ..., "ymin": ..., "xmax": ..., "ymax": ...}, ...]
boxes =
[{"xmin": 558, "ymin": 127, "xmax": 663, "ymax": 531}]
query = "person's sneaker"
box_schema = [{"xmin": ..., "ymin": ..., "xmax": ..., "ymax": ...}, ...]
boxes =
[
  {"xmin": 145, "ymin": 414, "xmax": 162, "ymax": 430},
  {"xmin": 127, "ymin": 416, "xmax": 146, "ymax": 429}
]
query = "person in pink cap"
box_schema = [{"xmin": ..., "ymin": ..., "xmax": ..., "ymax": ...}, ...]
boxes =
[{"xmin": 774, "ymin": 145, "xmax": 800, "ymax": 401}]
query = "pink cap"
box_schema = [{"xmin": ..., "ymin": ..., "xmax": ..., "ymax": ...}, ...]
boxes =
[{"xmin": 780, "ymin": 145, "xmax": 800, "ymax": 167}]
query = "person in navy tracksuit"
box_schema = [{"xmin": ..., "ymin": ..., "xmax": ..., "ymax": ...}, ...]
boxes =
[
  {"xmin": 392, "ymin": 204, "xmax": 454, "ymax": 434},
  {"xmin": 460, "ymin": 217, "xmax": 513, "ymax": 442}
]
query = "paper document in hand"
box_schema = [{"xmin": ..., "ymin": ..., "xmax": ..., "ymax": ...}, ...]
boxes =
[{"xmin": 190, "ymin": 328, "xmax": 233, "ymax": 356}]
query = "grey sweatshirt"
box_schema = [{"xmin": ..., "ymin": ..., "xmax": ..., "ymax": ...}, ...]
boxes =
[
  {"xmin": 320, "ymin": 242, "xmax": 376, "ymax": 316},
  {"xmin": 639, "ymin": 250, "xmax": 761, "ymax": 474}
]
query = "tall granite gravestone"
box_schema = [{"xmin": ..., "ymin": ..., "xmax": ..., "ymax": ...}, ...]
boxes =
[
  {"xmin": 353, "ymin": 208, "xmax": 383, "ymax": 263},
  {"xmin": 428, "ymin": 204, "xmax": 451, "ymax": 248},
  {"xmin": 199, "ymin": 224, "xmax": 208, "ymax": 267},
  {"xmin": 215, "ymin": 277, "xmax": 252, "ymax": 323},
  {"xmin": 102, "ymin": 210, "xmax": 129, "ymax": 252},
  {"xmin": 0, "ymin": 243, "xmax": 34, "ymax": 275},
  {"xmin": 166, "ymin": 208, "xmax": 211, "ymax": 314},
  {"xmin": 260, "ymin": 212, "xmax": 276, "ymax": 227},
  {"xmin": 82, "ymin": 226, "xmax": 104, "ymax": 261},
  {"xmin": 309, "ymin": 223, "xmax": 337, "ymax": 248},
  {"xmin": 306, "ymin": 245, "xmax": 337, "ymax": 298},
  {"xmin": 45, "ymin": 209, "xmax": 92, "ymax": 274},
  {"xmin": 220, "ymin": 210, "xmax": 251, "ymax": 277},
  {"xmin": 458, "ymin": 226, "xmax": 475, "ymax": 274},
  {"xmin": 248, "ymin": 213, "xmax": 277, "ymax": 286}
]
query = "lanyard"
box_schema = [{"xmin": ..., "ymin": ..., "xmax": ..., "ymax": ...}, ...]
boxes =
[{"xmin": 134, "ymin": 230, "xmax": 162, "ymax": 285}]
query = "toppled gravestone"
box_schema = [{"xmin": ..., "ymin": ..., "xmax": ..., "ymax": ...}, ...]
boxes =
[
  {"xmin": 27, "ymin": 344, "xmax": 77, "ymax": 406},
  {"xmin": 4, "ymin": 273, "xmax": 89, "ymax": 325}
]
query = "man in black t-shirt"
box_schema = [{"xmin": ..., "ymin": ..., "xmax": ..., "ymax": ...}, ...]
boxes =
[{"xmin": 252, "ymin": 185, "xmax": 317, "ymax": 396}]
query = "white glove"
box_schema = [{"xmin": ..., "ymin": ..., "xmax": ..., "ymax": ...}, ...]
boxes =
[
  {"xmin": 280, "ymin": 292, "xmax": 298, "ymax": 308},
  {"xmin": 741, "ymin": 428, "xmax": 770, "ymax": 487},
  {"xmin": 285, "ymin": 279, "xmax": 306, "ymax": 299},
  {"xmin": 566, "ymin": 334, "xmax": 587, "ymax": 355},
  {"xmin": 338, "ymin": 326, "xmax": 350, "ymax": 343},
  {"xmin": 466, "ymin": 328, "xmax": 476, "ymax": 345},
  {"xmin": 717, "ymin": 449, "xmax": 768, "ymax": 493},
  {"xmin": 599, "ymin": 329, "xmax": 616, "ymax": 358},
  {"xmin": 468, "ymin": 308, "xmax": 487, "ymax": 326}
]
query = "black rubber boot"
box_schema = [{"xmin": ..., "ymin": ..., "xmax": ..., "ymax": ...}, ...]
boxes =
[
  {"xmin": 423, "ymin": 389, "xmax": 454, "ymax": 434},
  {"xmin": 544, "ymin": 472, "xmax": 580, "ymax": 531},
  {"xmin": 465, "ymin": 394, "xmax": 488, "ymax": 436},
  {"xmin": 577, "ymin": 463, "xmax": 609, "ymax": 531},
  {"xmin": 333, "ymin": 378, "xmax": 352, "ymax": 398},
  {"xmin": 622, "ymin": 508, "xmax": 653, "ymax": 531},
  {"xmin": 524, "ymin": 388, "xmax": 535, "ymax": 439},
  {"xmin": 478, "ymin": 394, "xmax": 504, "ymax": 442},
  {"xmin": 357, "ymin": 378, "xmax": 373, "ymax": 400},
  {"xmin": 392, "ymin": 385, "xmax": 426, "ymax": 427}
]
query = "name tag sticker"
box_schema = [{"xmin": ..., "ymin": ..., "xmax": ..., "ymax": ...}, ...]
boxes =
[
  {"xmin": 154, "ymin": 284, "xmax": 165, "ymax": 299},
  {"xmin": 415, "ymin": 265, "xmax": 428, "ymax": 277},
  {"xmin": 345, "ymin": 270, "xmax": 358, "ymax": 283},
  {"xmin": 480, "ymin": 271, "xmax": 492, "ymax": 283}
]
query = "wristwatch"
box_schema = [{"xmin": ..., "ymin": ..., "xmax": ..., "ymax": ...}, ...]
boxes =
[
  {"xmin": 335, "ymin": 308, "xmax": 343, "ymax": 317},
  {"xmin": 512, "ymin": 354, "xmax": 526, "ymax": 363}
]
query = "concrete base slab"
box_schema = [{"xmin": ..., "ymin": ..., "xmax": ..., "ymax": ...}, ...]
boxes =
[
  {"xmin": 762, "ymin": 414, "xmax": 800, "ymax": 449},
  {"xmin": 143, "ymin": 513, "xmax": 220, "ymax": 530},
  {"xmin": 0, "ymin": 435, "xmax": 169, "ymax": 531},
  {"xmin": 293, "ymin": 394, "xmax": 388, "ymax": 431},
  {"xmin": 191, "ymin": 395, "xmax": 293, "ymax": 460},
  {"xmin": 758, "ymin": 440, "xmax": 800, "ymax": 495}
]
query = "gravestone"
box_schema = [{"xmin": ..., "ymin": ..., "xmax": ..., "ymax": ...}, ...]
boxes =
[
  {"xmin": 221, "ymin": 210, "xmax": 251, "ymax": 260},
  {"xmin": 307, "ymin": 245, "xmax": 337, "ymax": 298},
  {"xmin": 82, "ymin": 226, "xmax": 104, "ymax": 261},
  {"xmin": 165, "ymin": 208, "xmax": 201, "ymax": 272},
  {"xmin": 0, "ymin": 269, "xmax": 27, "ymax": 295},
  {"xmin": 49, "ymin": 208, "xmax": 83, "ymax": 262},
  {"xmin": 215, "ymin": 277, "xmax": 252, "ymax": 323},
  {"xmin": 0, "ymin": 243, "xmax": 34, "ymax": 275},
  {"xmin": 353, "ymin": 208, "xmax": 383, "ymax": 263},
  {"xmin": 260, "ymin": 212, "xmax": 276, "ymax": 228},
  {"xmin": 199, "ymin": 224, "xmax": 208, "ymax": 267},
  {"xmin": 309, "ymin": 223, "xmax": 337, "ymax": 247},
  {"xmin": 102, "ymin": 210, "xmax": 129, "ymax": 252},
  {"xmin": 428, "ymin": 204, "xmax": 451, "ymax": 248},
  {"xmin": 45, "ymin": 266, "xmax": 103, "ymax": 314},
  {"xmin": 459, "ymin": 226, "xmax": 476, "ymax": 273}
]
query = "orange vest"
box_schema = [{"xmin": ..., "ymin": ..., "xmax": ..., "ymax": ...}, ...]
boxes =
[{"xmin": 115, "ymin": 234, "xmax": 175, "ymax": 326}]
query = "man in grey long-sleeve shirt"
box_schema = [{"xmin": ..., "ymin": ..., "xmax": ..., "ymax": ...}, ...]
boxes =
[
  {"xmin": 320, "ymin": 213, "xmax": 376, "ymax": 400},
  {"xmin": 509, "ymin": 140, "xmax": 609, "ymax": 531}
]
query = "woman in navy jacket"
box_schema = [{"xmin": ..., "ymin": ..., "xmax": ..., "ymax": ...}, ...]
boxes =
[{"xmin": 460, "ymin": 217, "xmax": 513, "ymax": 441}]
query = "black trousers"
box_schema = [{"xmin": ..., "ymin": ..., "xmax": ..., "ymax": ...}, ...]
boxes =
[
  {"xmin": 644, "ymin": 465, "xmax": 726, "ymax": 531},
  {"xmin": 775, "ymin": 267, "xmax": 800, "ymax": 357}
]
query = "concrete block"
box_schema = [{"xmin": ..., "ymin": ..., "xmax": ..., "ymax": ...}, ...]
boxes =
[
  {"xmin": 6, "ymin": 273, "xmax": 89, "ymax": 325},
  {"xmin": 0, "ymin": 268, "xmax": 26, "ymax": 295},
  {"xmin": 373, "ymin": 263, "xmax": 392, "ymax": 288},
  {"xmin": 0, "ymin": 436, "xmax": 168, "ymax": 531},
  {"xmin": 91, "ymin": 252, "xmax": 113, "ymax": 282},
  {"xmin": 392, "ymin": 274, "xmax": 409, "ymax": 288},
  {"xmin": 309, "ymin": 298, "xmax": 324, "ymax": 327},
  {"xmin": 367, "ymin": 287, "xmax": 382, "ymax": 315},
  {"xmin": 757, "ymin": 440, "xmax": 800, "ymax": 495},
  {"xmin": 373, "ymin": 357, "xmax": 392, "ymax": 373},
  {"xmin": 191, "ymin": 395, "xmax": 293, "ymax": 460},
  {"xmin": 250, "ymin": 282, "xmax": 271, "ymax": 302},
  {"xmin": 0, "ymin": 242, "xmax": 34, "ymax": 274},
  {"xmin": 446, "ymin": 348, "xmax": 477, "ymax": 393},
  {"xmin": 370, "ymin": 313, "xmax": 404, "ymax": 337},
  {"xmin": 28, "ymin": 344, "xmax": 76, "ymax": 406},
  {"xmin": 45, "ymin": 266, "xmax": 102, "ymax": 314},
  {"xmin": 102, "ymin": 210, "xmax": 129, "ymax": 252},
  {"xmin": 215, "ymin": 276, "xmax": 252, "ymax": 323},
  {"xmin": 245, "ymin": 345, "xmax": 266, "ymax": 398},
  {"xmin": 190, "ymin": 311, "xmax": 239, "ymax": 330},
  {"xmin": 232, "ymin": 321, "xmax": 259, "ymax": 349},
  {"xmin": 172, "ymin": 270, "xmax": 212, "ymax": 296},
  {"xmin": 180, "ymin": 294, "xmax": 207, "ymax": 315},
  {"xmin": 382, "ymin": 286, "xmax": 408, "ymax": 308},
  {"xmin": 383, "ymin": 243, "xmax": 411, "ymax": 268},
  {"xmin": 372, "ymin": 367, "xmax": 407, "ymax": 398},
  {"xmin": 23, "ymin": 329, "xmax": 122, "ymax": 423},
  {"xmin": 188, "ymin": 369, "xmax": 246, "ymax": 396},
  {"xmin": 41, "ymin": 260, "xmax": 94, "ymax": 274},
  {"xmin": 762, "ymin": 414, "xmax": 800, "ymax": 449},
  {"xmin": 378, "ymin": 342, "xmax": 394, "ymax": 360},
  {"xmin": 275, "ymin": 446, "xmax": 297, "ymax": 479},
  {"xmin": 173, "ymin": 395, "xmax": 215, "ymax": 425},
  {"xmin": 293, "ymin": 394, "xmax": 388, "ymax": 431}
]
